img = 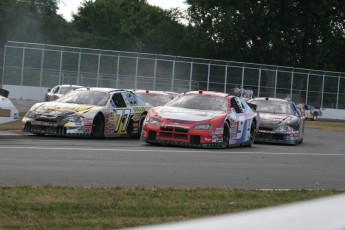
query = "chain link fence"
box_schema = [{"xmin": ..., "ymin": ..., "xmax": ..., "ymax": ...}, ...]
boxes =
[{"xmin": 2, "ymin": 41, "xmax": 345, "ymax": 109}]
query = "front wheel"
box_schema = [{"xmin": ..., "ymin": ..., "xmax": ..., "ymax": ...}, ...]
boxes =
[
  {"xmin": 312, "ymin": 113, "xmax": 317, "ymax": 121},
  {"xmin": 221, "ymin": 122, "xmax": 230, "ymax": 148},
  {"xmin": 91, "ymin": 113, "xmax": 105, "ymax": 138}
]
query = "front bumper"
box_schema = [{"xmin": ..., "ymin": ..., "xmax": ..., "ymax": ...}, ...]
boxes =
[
  {"xmin": 254, "ymin": 130, "xmax": 299, "ymax": 145},
  {"xmin": 22, "ymin": 120, "xmax": 89, "ymax": 136},
  {"xmin": 141, "ymin": 123, "xmax": 225, "ymax": 148}
]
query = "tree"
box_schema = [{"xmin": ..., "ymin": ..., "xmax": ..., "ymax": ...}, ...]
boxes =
[{"xmin": 186, "ymin": 0, "xmax": 345, "ymax": 72}]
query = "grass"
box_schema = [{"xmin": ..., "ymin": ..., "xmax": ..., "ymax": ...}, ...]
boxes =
[{"xmin": 0, "ymin": 186, "xmax": 343, "ymax": 229}]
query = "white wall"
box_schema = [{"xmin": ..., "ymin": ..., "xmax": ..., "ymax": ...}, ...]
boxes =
[
  {"xmin": 3, "ymin": 85, "xmax": 49, "ymax": 101},
  {"xmin": 321, "ymin": 108, "xmax": 345, "ymax": 120},
  {"xmin": 3, "ymin": 85, "xmax": 345, "ymax": 120}
]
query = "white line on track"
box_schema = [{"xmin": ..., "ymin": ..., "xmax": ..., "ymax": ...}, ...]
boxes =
[{"xmin": 0, "ymin": 146, "xmax": 344, "ymax": 156}]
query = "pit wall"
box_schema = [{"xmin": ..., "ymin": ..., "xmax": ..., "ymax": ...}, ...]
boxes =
[{"xmin": 3, "ymin": 85, "xmax": 345, "ymax": 120}]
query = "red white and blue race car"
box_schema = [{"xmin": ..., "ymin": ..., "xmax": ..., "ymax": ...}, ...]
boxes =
[
  {"xmin": 22, "ymin": 88, "xmax": 151, "ymax": 137},
  {"xmin": 141, "ymin": 90, "xmax": 258, "ymax": 148}
]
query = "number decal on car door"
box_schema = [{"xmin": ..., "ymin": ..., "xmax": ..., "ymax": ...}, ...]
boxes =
[{"xmin": 114, "ymin": 109, "xmax": 131, "ymax": 134}]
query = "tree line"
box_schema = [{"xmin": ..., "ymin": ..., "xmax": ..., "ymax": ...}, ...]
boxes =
[{"xmin": 0, "ymin": 0, "xmax": 344, "ymax": 72}]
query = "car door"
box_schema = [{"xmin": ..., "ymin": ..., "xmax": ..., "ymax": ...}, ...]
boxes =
[
  {"xmin": 110, "ymin": 92, "xmax": 132, "ymax": 135},
  {"xmin": 229, "ymin": 97, "xmax": 249, "ymax": 144}
]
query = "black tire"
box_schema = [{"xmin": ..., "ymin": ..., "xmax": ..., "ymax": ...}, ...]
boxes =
[
  {"xmin": 312, "ymin": 113, "xmax": 317, "ymax": 121},
  {"xmin": 91, "ymin": 113, "xmax": 105, "ymax": 138},
  {"xmin": 243, "ymin": 122, "xmax": 255, "ymax": 147},
  {"xmin": 128, "ymin": 115, "xmax": 146, "ymax": 138},
  {"xmin": 222, "ymin": 122, "xmax": 230, "ymax": 148},
  {"xmin": 137, "ymin": 115, "xmax": 146, "ymax": 138}
]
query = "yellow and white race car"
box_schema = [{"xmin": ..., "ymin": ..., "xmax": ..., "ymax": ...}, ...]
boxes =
[{"xmin": 22, "ymin": 87, "xmax": 151, "ymax": 138}]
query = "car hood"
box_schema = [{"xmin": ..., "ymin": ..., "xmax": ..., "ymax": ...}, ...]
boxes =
[
  {"xmin": 258, "ymin": 113, "xmax": 299, "ymax": 127},
  {"xmin": 30, "ymin": 102, "xmax": 97, "ymax": 117},
  {"xmin": 153, "ymin": 106, "xmax": 224, "ymax": 122}
]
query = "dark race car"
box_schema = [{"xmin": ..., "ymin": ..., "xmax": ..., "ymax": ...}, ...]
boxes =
[
  {"xmin": 141, "ymin": 90, "xmax": 258, "ymax": 148},
  {"xmin": 249, "ymin": 97, "xmax": 305, "ymax": 145},
  {"xmin": 45, "ymin": 84, "xmax": 83, "ymax": 101},
  {"xmin": 23, "ymin": 88, "xmax": 151, "ymax": 138}
]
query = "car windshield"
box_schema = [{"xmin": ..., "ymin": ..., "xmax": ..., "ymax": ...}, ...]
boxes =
[
  {"xmin": 251, "ymin": 100, "xmax": 293, "ymax": 114},
  {"xmin": 166, "ymin": 94, "xmax": 228, "ymax": 111},
  {"xmin": 59, "ymin": 86, "xmax": 80, "ymax": 95},
  {"xmin": 137, "ymin": 94, "xmax": 171, "ymax": 106},
  {"xmin": 56, "ymin": 90, "xmax": 109, "ymax": 106}
]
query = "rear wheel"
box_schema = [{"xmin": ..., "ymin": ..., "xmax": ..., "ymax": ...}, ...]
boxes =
[
  {"xmin": 222, "ymin": 122, "xmax": 230, "ymax": 148},
  {"xmin": 91, "ymin": 114, "xmax": 104, "ymax": 138}
]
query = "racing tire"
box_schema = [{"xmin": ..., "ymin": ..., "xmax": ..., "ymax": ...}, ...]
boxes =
[
  {"xmin": 128, "ymin": 115, "xmax": 146, "ymax": 138},
  {"xmin": 221, "ymin": 122, "xmax": 230, "ymax": 148},
  {"xmin": 312, "ymin": 113, "xmax": 317, "ymax": 121},
  {"xmin": 137, "ymin": 115, "xmax": 146, "ymax": 138},
  {"xmin": 243, "ymin": 122, "xmax": 255, "ymax": 147},
  {"xmin": 91, "ymin": 113, "xmax": 105, "ymax": 138}
]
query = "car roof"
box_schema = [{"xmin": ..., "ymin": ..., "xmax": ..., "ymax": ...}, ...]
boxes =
[
  {"xmin": 134, "ymin": 90, "xmax": 171, "ymax": 96},
  {"xmin": 250, "ymin": 97, "xmax": 291, "ymax": 103},
  {"xmin": 183, "ymin": 90, "xmax": 232, "ymax": 98},
  {"xmin": 75, "ymin": 87, "xmax": 133, "ymax": 94},
  {"xmin": 58, "ymin": 84, "xmax": 83, "ymax": 88}
]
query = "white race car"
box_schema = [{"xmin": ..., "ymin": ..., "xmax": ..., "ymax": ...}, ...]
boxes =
[{"xmin": 0, "ymin": 93, "xmax": 19, "ymax": 125}]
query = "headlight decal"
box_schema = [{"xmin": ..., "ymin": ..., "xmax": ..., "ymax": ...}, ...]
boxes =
[{"xmin": 194, "ymin": 124, "xmax": 212, "ymax": 130}]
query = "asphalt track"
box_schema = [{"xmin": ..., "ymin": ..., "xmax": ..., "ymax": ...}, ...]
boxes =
[{"xmin": 0, "ymin": 128, "xmax": 344, "ymax": 189}]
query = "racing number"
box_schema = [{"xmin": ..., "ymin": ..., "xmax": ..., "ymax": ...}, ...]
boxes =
[
  {"xmin": 114, "ymin": 109, "xmax": 131, "ymax": 134},
  {"xmin": 236, "ymin": 115, "xmax": 246, "ymax": 139}
]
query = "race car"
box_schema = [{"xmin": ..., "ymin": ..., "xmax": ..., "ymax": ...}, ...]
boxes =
[
  {"xmin": 45, "ymin": 84, "xmax": 83, "ymax": 101},
  {"xmin": 134, "ymin": 90, "xmax": 175, "ymax": 107},
  {"xmin": 0, "ymin": 94, "xmax": 19, "ymax": 125},
  {"xmin": 249, "ymin": 97, "xmax": 305, "ymax": 145},
  {"xmin": 22, "ymin": 88, "xmax": 151, "ymax": 137},
  {"xmin": 297, "ymin": 104, "xmax": 322, "ymax": 121},
  {"xmin": 141, "ymin": 90, "xmax": 258, "ymax": 148}
]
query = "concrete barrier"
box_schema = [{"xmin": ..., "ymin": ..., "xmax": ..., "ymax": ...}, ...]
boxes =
[{"xmin": 3, "ymin": 85, "xmax": 345, "ymax": 120}]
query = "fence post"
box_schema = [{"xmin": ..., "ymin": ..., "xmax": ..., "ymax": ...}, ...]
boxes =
[
  {"xmin": 321, "ymin": 72, "xmax": 325, "ymax": 108},
  {"xmin": 58, "ymin": 48, "xmax": 63, "ymax": 85},
  {"xmin": 241, "ymin": 64, "xmax": 245, "ymax": 97},
  {"xmin": 223, "ymin": 62, "xmax": 228, "ymax": 93},
  {"xmin": 97, "ymin": 53, "xmax": 101, "ymax": 87},
  {"xmin": 306, "ymin": 70, "xmax": 310, "ymax": 104},
  {"xmin": 135, "ymin": 55, "xmax": 139, "ymax": 90},
  {"xmin": 274, "ymin": 67, "xmax": 278, "ymax": 98},
  {"xmin": 153, "ymin": 56, "xmax": 157, "ymax": 90},
  {"xmin": 2, "ymin": 45, "xmax": 7, "ymax": 85},
  {"xmin": 77, "ymin": 49, "xmax": 82, "ymax": 85},
  {"xmin": 189, "ymin": 59, "xmax": 194, "ymax": 91},
  {"xmin": 20, "ymin": 44, "xmax": 26, "ymax": 86},
  {"xmin": 207, "ymin": 61, "xmax": 211, "ymax": 91},
  {"xmin": 39, "ymin": 48, "xmax": 45, "ymax": 87},
  {"xmin": 290, "ymin": 68, "xmax": 295, "ymax": 100},
  {"xmin": 258, "ymin": 65, "xmax": 262, "ymax": 97},
  {"xmin": 171, "ymin": 59, "xmax": 175, "ymax": 92},
  {"xmin": 336, "ymin": 74, "xmax": 340, "ymax": 109},
  {"xmin": 116, "ymin": 53, "xmax": 120, "ymax": 88}
]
